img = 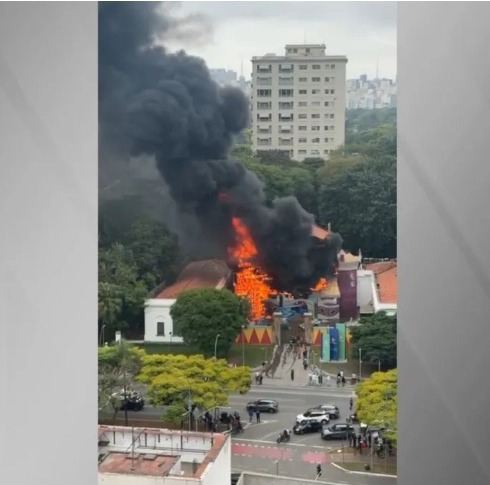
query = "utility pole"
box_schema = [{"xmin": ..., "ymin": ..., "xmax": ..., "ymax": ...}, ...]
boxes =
[
  {"xmin": 358, "ymin": 348, "xmax": 362, "ymax": 381},
  {"xmin": 241, "ymin": 326, "xmax": 245, "ymax": 366}
]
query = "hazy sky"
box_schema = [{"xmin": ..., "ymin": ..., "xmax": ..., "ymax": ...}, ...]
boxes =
[{"xmin": 163, "ymin": 1, "xmax": 397, "ymax": 80}]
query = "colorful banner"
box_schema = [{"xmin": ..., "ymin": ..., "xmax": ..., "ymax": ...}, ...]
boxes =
[
  {"xmin": 329, "ymin": 327, "xmax": 339, "ymax": 361},
  {"xmin": 321, "ymin": 327, "xmax": 330, "ymax": 362},
  {"xmin": 234, "ymin": 326, "xmax": 272, "ymax": 344},
  {"xmin": 337, "ymin": 323, "xmax": 346, "ymax": 361}
]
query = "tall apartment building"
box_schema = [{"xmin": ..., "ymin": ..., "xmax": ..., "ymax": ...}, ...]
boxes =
[{"xmin": 251, "ymin": 44, "xmax": 347, "ymax": 162}]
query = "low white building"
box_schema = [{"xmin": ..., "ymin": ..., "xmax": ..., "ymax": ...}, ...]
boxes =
[
  {"xmin": 144, "ymin": 260, "xmax": 231, "ymax": 343},
  {"xmin": 98, "ymin": 426, "xmax": 231, "ymax": 485},
  {"xmin": 357, "ymin": 260, "xmax": 397, "ymax": 316}
]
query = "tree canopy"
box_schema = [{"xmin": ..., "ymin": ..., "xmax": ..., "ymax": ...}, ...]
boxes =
[
  {"xmin": 349, "ymin": 312, "xmax": 397, "ymax": 369},
  {"xmin": 355, "ymin": 368, "xmax": 397, "ymax": 443},
  {"xmin": 170, "ymin": 288, "xmax": 248, "ymax": 356},
  {"xmin": 136, "ymin": 353, "xmax": 251, "ymax": 422}
]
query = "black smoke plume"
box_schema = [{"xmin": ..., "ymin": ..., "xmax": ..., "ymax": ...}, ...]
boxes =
[{"xmin": 99, "ymin": 2, "xmax": 342, "ymax": 293}]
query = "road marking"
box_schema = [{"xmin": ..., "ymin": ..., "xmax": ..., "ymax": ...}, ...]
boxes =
[{"xmin": 233, "ymin": 438, "xmax": 330, "ymax": 449}]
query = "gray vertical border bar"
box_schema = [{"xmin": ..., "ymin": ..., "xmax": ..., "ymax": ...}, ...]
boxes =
[
  {"xmin": 399, "ymin": 3, "xmax": 490, "ymax": 485},
  {"xmin": 0, "ymin": 3, "xmax": 97, "ymax": 485}
]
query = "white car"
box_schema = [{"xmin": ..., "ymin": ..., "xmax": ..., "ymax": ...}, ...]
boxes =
[{"xmin": 296, "ymin": 409, "xmax": 330, "ymax": 425}]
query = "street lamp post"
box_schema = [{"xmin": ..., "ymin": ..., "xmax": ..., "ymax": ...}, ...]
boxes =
[
  {"xmin": 214, "ymin": 334, "xmax": 221, "ymax": 358},
  {"xmin": 358, "ymin": 348, "xmax": 362, "ymax": 381},
  {"xmin": 241, "ymin": 326, "xmax": 245, "ymax": 366},
  {"xmin": 378, "ymin": 358, "xmax": 381, "ymax": 372}
]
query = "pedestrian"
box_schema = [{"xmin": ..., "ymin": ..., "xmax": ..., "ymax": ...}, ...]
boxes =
[
  {"xmin": 342, "ymin": 376, "xmax": 346, "ymax": 387},
  {"xmin": 358, "ymin": 438, "xmax": 363, "ymax": 455},
  {"xmin": 255, "ymin": 410, "xmax": 261, "ymax": 423},
  {"xmin": 349, "ymin": 397, "xmax": 353, "ymax": 411},
  {"xmin": 336, "ymin": 375, "xmax": 341, "ymax": 387},
  {"xmin": 303, "ymin": 359, "xmax": 308, "ymax": 370},
  {"xmin": 368, "ymin": 433, "xmax": 372, "ymax": 448},
  {"xmin": 326, "ymin": 375, "xmax": 331, "ymax": 387},
  {"xmin": 303, "ymin": 349, "xmax": 307, "ymax": 359},
  {"xmin": 259, "ymin": 374, "xmax": 263, "ymax": 385},
  {"xmin": 248, "ymin": 408, "xmax": 254, "ymax": 423},
  {"xmin": 255, "ymin": 372, "xmax": 260, "ymax": 384},
  {"xmin": 352, "ymin": 432, "xmax": 357, "ymax": 448},
  {"xmin": 348, "ymin": 433, "xmax": 353, "ymax": 447},
  {"xmin": 291, "ymin": 368, "xmax": 295, "ymax": 381}
]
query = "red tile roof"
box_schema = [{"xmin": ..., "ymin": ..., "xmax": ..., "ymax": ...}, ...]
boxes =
[
  {"xmin": 99, "ymin": 452, "xmax": 178, "ymax": 477},
  {"xmin": 311, "ymin": 224, "xmax": 329, "ymax": 240},
  {"xmin": 365, "ymin": 261, "xmax": 397, "ymax": 304},
  {"xmin": 155, "ymin": 259, "xmax": 230, "ymax": 299}
]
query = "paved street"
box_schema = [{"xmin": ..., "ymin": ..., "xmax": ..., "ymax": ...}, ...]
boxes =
[{"xmin": 100, "ymin": 346, "xmax": 396, "ymax": 485}]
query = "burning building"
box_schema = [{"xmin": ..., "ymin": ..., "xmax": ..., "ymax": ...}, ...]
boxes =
[{"xmin": 100, "ymin": 3, "xmax": 344, "ymax": 334}]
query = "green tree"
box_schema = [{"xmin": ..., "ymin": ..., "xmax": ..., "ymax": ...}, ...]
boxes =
[
  {"xmin": 136, "ymin": 353, "xmax": 252, "ymax": 422},
  {"xmin": 349, "ymin": 312, "xmax": 397, "ymax": 369},
  {"xmin": 98, "ymin": 243, "xmax": 148, "ymax": 338},
  {"xmin": 317, "ymin": 154, "xmax": 396, "ymax": 256},
  {"xmin": 170, "ymin": 288, "xmax": 248, "ymax": 356},
  {"xmin": 124, "ymin": 219, "xmax": 180, "ymax": 289},
  {"xmin": 98, "ymin": 282, "xmax": 123, "ymax": 333},
  {"xmin": 98, "ymin": 340, "xmax": 145, "ymax": 423},
  {"xmin": 355, "ymin": 369, "xmax": 397, "ymax": 444}
]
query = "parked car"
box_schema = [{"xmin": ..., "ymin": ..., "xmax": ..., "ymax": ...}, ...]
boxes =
[
  {"xmin": 321, "ymin": 423, "xmax": 354, "ymax": 440},
  {"xmin": 312, "ymin": 404, "xmax": 340, "ymax": 419},
  {"xmin": 296, "ymin": 409, "xmax": 330, "ymax": 425},
  {"xmin": 246, "ymin": 399, "xmax": 279, "ymax": 414},
  {"xmin": 293, "ymin": 420, "xmax": 324, "ymax": 435},
  {"xmin": 114, "ymin": 390, "xmax": 145, "ymax": 411}
]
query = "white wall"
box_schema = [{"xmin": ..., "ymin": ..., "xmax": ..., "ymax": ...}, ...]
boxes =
[
  {"xmin": 144, "ymin": 298, "xmax": 183, "ymax": 343},
  {"xmin": 201, "ymin": 436, "xmax": 231, "ymax": 485},
  {"xmin": 99, "ymin": 473, "xmax": 200, "ymax": 485},
  {"xmin": 356, "ymin": 269, "xmax": 397, "ymax": 316}
]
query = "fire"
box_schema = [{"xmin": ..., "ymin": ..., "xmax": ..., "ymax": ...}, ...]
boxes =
[
  {"xmin": 312, "ymin": 278, "xmax": 328, "ymax": 291},
  {"xmin": 229, "ymin": 217, "xmax": 273, "ymax": 320}
]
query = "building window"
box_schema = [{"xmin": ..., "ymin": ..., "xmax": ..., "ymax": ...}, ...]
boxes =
[
  {"xmin": 257, "ymin": 137, "xmax": 272, "ymax": 146},
  {"xmin": 330, "ymin": 114, "xmax": 335, "ymax": 119},
  {"xmin": 257, "ymin": 64, "xmax": 272, "ymax": 73},
  {"xmin": 312, "ymin": 101, "xmax": 320, "ymax": 107},
  {"xmin": 324, "ymin": 149, "xmax": 331, "ymax": 155},
  {"xmin": 312, "ymin": 126, "xmax": 320, "ymax": 131},
  {"xmin": 279, "ymin": 101, "xmax": 294, "ymax": 109},
  {"xmin": 299, "ymin": 89, "xmax": 307, "ymax": 95},
  {"xmin": 311, "ymin": 113, "xmax": 320, "ymax": 119},
  {"xmin": 312, "ymin": 89, "xmax": 320, "ymax": 94},
  {"xmin": 325, "ymin": 77, "xmax": 330, "ymax": 82},
  {"xmin": 279, "ymin": 64, "xmax": 293, "ymax": 73},
  {"xmin": 312, "ymin": 138, "xmax": 320, "ymax": 143},
  {"xmin": 299, "ymin": 138, "xmax": 307, "ymax": 144},
  {"xmin": 257, "ymin": 101, "xmax": 271, "ymax": 109},
  {"xmin": 278, "ymin": 89, "xmax": 294, "ymax": 97},
  {"xmin": 312, "ymin": 77, "xmax": 321, "ymax": 82},
  {"xmin": 299, "ymin": 77, "xmax": 308, "ymax": 82},
  {"xmin": 298, "ymin": 113, "xmax": 307, "ymax": 119},
  {"xmin": 311, "ymin": 149, "xmax": 320, "ymax": 156},
  {"xmin": 331, "ymin": 64, "xmax": 336, "ymax": 69},
  {"xmin": 324, "ymin": 64, "xmax": 330, "ymax": 70},
  {"xmin": 257, "ymin": 125, "xmax": 271, "ymax": 134},
  {"xmin": 299, "ymin": 149, "xmax": 307, "ymax": 155},
  {"xmin": 298, "ymin": 125, "xmax": 307, "ymax": 131},
  {"xmin": 324, "ymin": 126, "xmax": 330, "ymax": 131},
  {"xmin": 331, "ymin": 89, "xmax": 335, "ymax": 94},
  {"xmin": 330, "ymin": 125, "xmax": 335, "ymax": 130},
  {"xmin": 324, "ymin": 138, "xmax": 330, "ymax": 143},
  {"xmin": 299, "ymin": 101, "xmax": 307, "ymax": 107},
  {"xmin": 299, "ymin": 65, "xmax": 307, "ymax": 70},
  {"xmin": 279, "ymin": 76, "xmax": 294, "ymax": 85},
  {"xmin": 324, "ymin": 101, "xmax": 330, "ymax": 107},
  {"xmin": 257, "ymin": 89, "xmax": 271, "ymax": 97},
  {"xmin": 257, "ymin": 76, "xmax": 272, "ymax": 86},
  {"xmin": 157, "ymin": 322, "xmax": 165, "ymax": 336},
  {"xmin": 312, "ymin": 64, "xmax": 321, "ymax": 70}
]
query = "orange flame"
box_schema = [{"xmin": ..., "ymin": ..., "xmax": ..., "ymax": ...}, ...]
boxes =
[
  {"xmin": 229, "ymin": 217, "xmax": 273, "ymax": 320},
  {"xmin": 311, "ymin": 278, "xmax": 328, "ymax": 291}
]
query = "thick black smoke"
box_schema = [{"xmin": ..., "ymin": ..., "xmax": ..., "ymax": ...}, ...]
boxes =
[{"xmin": 99, "ymin": 2, "xmax": 342, "ymax": 293}]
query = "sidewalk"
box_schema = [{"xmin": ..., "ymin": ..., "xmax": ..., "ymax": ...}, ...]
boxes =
[{"xmin": 251, "ymin": 345, "xmax": 356, "ymax": 392}]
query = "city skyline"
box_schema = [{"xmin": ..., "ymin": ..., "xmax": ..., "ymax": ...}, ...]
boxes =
[{"xmin": 162, "ymin": 2, "xmax": 397, "ymax": 80}]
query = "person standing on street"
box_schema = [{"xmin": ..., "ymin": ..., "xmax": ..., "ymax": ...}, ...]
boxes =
[
  {"xmin": 255, "ymin": 410, "xmax": 261, "ymax": 423},
  {"xmin": 349, "ymin": 397, "xmax": 353, "ymax": 411},
  {"xmin": 248, "ymin": 408, "xmax": 254, "ymax": 423},
  {"xmin": 291, "ymin": 368, "xmax": 295, "ymax": 381}
]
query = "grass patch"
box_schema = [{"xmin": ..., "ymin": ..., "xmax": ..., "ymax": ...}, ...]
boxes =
[
  {"xmin": 335, "ymin": 461, "xmax": 397, "ymax": 475},
  {"xmin": 133, "ymin": 342, "xmax": 274, "ymax": 368},
  {"xmin": 228, "ymin": 344, "xmax": 274, "ymax": 368}
]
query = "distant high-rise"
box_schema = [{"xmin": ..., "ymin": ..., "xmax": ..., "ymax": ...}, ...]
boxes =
[{"xmin": 251, "ymin": 44, "xmax": 348, "ymax": 161}]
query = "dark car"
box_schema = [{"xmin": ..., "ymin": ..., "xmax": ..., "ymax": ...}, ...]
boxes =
[
  {"xmin": 293, "ymin": 420, "xmax": 324, "ymax": 435},
  {"xmin": 312, "ymin": 404, "xmax": 340, "ymax": 419},
  {"xmin": 321, "ymin": 423, "xmax": 354, "ymax": 440},
  {"xmin": 246, "ymin": 399, "xmax": 279, "ymax": 414},
  {"xmin": 116, "ymin": 390, "xmax": 145, "ymax": 411}
]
